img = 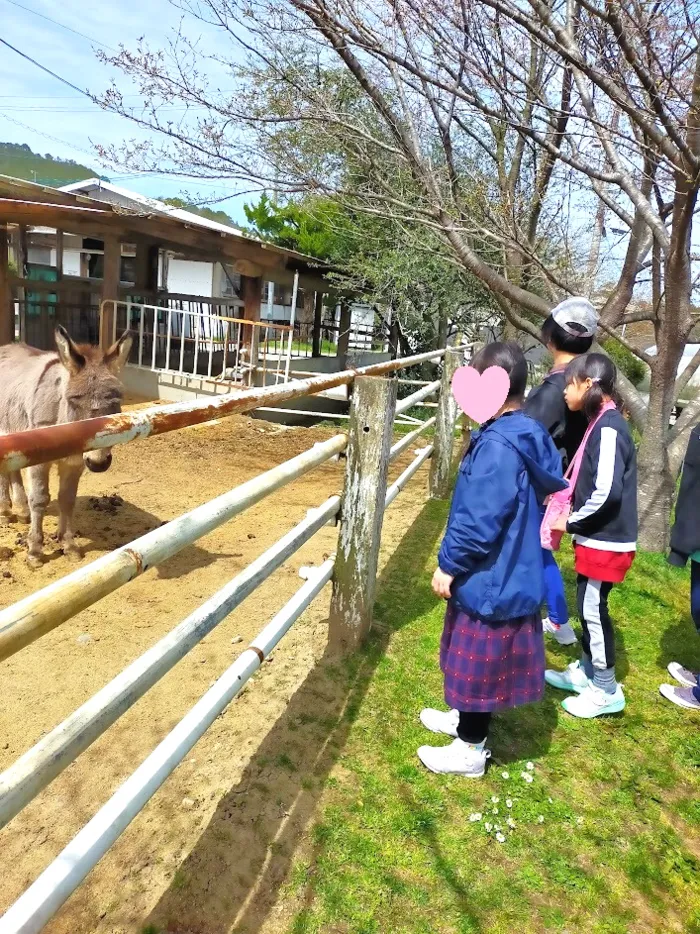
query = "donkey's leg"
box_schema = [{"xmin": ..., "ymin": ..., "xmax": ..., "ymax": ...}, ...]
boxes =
[
  {"xmin": 10, "ymin": 472, "xmax": 29, "ymax": 522},
  {"xmin": 0, "ymin": 473, "xmax": 11, "ymax": 525},
  {"xmin": 57, "ymin": 461, "xmax": 84, "ymax": 559},
  {"xmin": 27, "ymin": 463, "xmax": 51, "ymax": 568}
]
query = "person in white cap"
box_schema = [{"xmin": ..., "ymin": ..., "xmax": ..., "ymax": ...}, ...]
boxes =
[{"xmin": 524, "ymin": 297, "xmax": 599, "ymax": 646}]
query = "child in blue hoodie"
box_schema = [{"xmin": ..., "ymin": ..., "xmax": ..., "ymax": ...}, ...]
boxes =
[{"xmin": 419, "ymin": 342, "xmax": 566, "ymax": 778}]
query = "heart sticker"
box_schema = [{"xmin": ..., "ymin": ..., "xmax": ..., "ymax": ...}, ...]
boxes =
[{"xmin": 451, "ymin": 366, "xmax": 510, "ymax": 424}]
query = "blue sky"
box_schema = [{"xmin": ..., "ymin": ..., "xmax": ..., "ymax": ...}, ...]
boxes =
[{"xmin": 0, "ymin": 0, "xmax": 251, "ymax": 221}]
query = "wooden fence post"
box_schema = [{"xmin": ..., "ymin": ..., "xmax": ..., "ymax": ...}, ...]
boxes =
[
  {"xmin": 0, "ymin": 225, "xmax": 14, "ymax": 345},
  {"xmin": 429, "ymin": 346, "xmax": 462, "ymax": 499},
  {"xmin": 328, "ymin": 375, "xmax": 398, "ymax": 653}
]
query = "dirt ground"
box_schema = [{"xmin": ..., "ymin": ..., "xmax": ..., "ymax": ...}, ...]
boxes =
[{"xmin": 0, "ymin": 399, "xmax": 434, "ymax": 934}]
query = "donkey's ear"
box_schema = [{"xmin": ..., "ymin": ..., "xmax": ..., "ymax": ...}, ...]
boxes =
[
  {"xmin": 55, "ymin": 326, "xmax": 85, "ymax": 375},
  {"xmin": 105, "ymin": 330, "xmax": 133, "ymax": 374}
]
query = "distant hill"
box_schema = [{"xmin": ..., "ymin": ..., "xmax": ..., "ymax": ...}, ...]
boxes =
[
  {"xmin": 160, "ymin": 196, "xmax": 240, "ymax": 229},
  {"xmin": 0, "ymin": 141, "xmax": 95, "ymax": 186}
]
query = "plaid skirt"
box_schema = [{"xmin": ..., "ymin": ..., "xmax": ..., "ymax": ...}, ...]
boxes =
[{"xmin": 440, "ymin": 602, "xmax": 545, "ymax": 712}]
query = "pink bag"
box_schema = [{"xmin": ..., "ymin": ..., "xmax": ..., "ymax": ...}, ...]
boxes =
[{"xmin": 540, "ymin": 401, "xmax": 616, "ymax": 551}]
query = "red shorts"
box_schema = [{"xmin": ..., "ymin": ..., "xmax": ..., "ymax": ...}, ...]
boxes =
[{"xmin": 574, "ymin": 544, "xmax": 635, "ymax": 583}]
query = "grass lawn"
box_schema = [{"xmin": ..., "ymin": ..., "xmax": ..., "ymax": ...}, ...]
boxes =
[{"xmin": 281, "ymin": 499, "xmax": 700, "ymax": 934}]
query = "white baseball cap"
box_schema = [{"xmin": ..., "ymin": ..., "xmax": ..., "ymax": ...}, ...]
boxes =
[{"xmin": 550, "ymin": 297, "xmax": 599, "ymax": 338}]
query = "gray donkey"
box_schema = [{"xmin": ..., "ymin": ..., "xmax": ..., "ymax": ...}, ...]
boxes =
[{"xmin": 0, "ymin": 326, "xmax": 133, "ymax": 567}]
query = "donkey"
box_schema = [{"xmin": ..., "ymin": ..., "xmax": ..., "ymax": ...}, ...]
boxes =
[{"xmin": 0, "ymin": 326, "xmax": 133, "ymax": 567}]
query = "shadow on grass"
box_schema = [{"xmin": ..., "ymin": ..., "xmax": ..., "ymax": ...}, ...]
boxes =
[
  {"xmin": 659, "ymin": 616, "xmax": 700, "ymax": 674},
  {"xmin": 143, "ymin": 499, "xmax": 452, "ymax": 934}
]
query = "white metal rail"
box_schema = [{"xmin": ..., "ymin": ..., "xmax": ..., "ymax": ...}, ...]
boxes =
[
  {"xmin": 0, "ymin": 349, "xmax": 454, "ymax": 933},
  {"xmin": 0, "ymin": 436, "xmax": 432, "ymax": 933}
]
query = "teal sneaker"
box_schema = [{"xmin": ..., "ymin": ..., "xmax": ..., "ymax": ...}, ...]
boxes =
[
  {"xmin": 562, "ymin": 683, "xmax": 625, "ymax": 718},
  {"xmin": 545, "ymin": 661, "xmax": 588, "ymax": 694}
]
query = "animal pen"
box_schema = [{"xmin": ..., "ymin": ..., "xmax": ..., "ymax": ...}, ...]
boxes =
[{"xmin": 0, "ymin": 343, "xmax": 463, "ymax": 933}]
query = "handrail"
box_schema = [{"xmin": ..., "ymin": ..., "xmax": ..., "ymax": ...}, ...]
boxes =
[
  {"xmin": 0, "ymin": 560, "xmax": 337, "ymax": 934},
  {"xmin": 0, "ymin": 435, "xmax": 347, "ymax": 663},
  {"xmin": 0, "ymin": 438, "xmax": 434, "ymax": 931},
  {"xmin": 0, "ymin": 348, "xmax": 444, "ymax": 473},
  {"xmin": 0, "ymin": 497, "xmax": 341, "ymax": 831}
]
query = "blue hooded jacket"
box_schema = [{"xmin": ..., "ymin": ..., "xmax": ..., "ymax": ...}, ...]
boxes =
[{"xmin": 438, "ymin": 411, "xmax": 566, "ymax": 621}]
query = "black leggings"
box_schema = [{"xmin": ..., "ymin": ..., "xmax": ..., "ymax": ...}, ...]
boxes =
[{"xmin": 457, "ymin": 711, "xmax": 492, "ymax": 744}]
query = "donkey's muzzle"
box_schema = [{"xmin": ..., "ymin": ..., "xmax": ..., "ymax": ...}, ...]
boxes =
[{"xmin": 85, "ymin": 453, "xmax": 113, "ymax": 473}]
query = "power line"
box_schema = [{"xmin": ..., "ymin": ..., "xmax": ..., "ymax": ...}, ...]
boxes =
[
  {"xmin": 0, "ymin": 37, "xmax": 94, "ymax": 100},
  {"xmin": 1, "ymin": 0, "xmax": 115, "ymax": 51},
  {"xmin": 0, "ymin": 112, "xmax": 247, "ymax": 195}
]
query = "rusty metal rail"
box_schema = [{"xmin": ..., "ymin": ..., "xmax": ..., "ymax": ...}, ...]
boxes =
[{"xmin": 0, "ymin": 349, "xmax": 444, "ymax": 473}]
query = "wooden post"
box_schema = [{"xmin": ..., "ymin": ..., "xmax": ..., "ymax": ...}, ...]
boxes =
[
  {"xmin": 429, "ymin": 346, "xmax": 462, "ymax": 498},
  {"xmin": 100, "ymin": 236, "xmax": 120, "ymax": 349},
  {"xmin": 240, "ymin": 274, "xmax": 262, "ymax": 371},
  {"xmin": 328, "ymin": 375, "xmax": 398, "ymax": 653},
  {"xmin": 12, "ymin": 225, "xmax": 27, "ymax": 342},
  {"xmin": 55, "ymin": 230, "xmax": 63, "ymax": 281},
  {"xmin": 336, "ymin": 300, "xmax": 352, "ymax": 368},
  {"xmin": 135, "ymin": 243, "xmax": 159, "ymax": 294},
  {"xmin": 0, "ymin": 225, "xmax": 14, "ymax": 345},
  {"xmin": 311, "ymin": 291, "xmax": 323, "ymax": 357}
]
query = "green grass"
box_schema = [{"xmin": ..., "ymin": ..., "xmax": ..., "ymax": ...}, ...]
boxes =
[{"xmin": 283, "ymin": 502, "xmax": 700, "ymax": 933}]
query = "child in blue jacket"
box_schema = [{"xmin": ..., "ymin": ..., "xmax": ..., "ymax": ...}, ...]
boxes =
[{"xmin": 419, "ymin": 342, "xmax": 566, "ymax": 778}]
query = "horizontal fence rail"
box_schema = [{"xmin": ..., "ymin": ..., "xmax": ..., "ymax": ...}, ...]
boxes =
[
  {"xmin": 0, "ymin": 497, "xmax": 341, "ymax": 832},
  {"xmin": 0, "ymin": 435, "xmax": 436, "ymax": 933},
  {"xmin": 0, "ymin": 435, "xmax": 347, "ymax": 663},
  {"xmin": 0, "ymin": 347, "xmax": 464, "ymax": 933},
  {"xmin": 0, "ymin": 348, "xmax": 444, "ymax": 473},
  {"xmin": 0, "ymin": 560, "xmax": 337, "ymax": 934}
]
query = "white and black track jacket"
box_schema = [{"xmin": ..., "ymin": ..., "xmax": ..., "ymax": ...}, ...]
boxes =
[{"xmin": 566, "ymin": 408, "xmax": 638, "ymax": 552}]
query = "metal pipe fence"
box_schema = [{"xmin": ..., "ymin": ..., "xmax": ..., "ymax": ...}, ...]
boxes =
[{"xmin": 0, "ymin": 344, "xmax": 463, "ymax": 933}]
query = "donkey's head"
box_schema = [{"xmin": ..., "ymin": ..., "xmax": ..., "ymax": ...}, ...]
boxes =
[{"xmin": 55, "ymin": 326, "xmax": 133, "ymax": 473}]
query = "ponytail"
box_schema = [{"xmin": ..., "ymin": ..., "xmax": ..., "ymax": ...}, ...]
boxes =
[{"xmin": 564, "ymin": 353, "xmax": 620, "ymax": 421}]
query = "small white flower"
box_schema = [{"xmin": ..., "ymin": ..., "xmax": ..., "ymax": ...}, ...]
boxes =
[
  {"xmin": 520, "ymin": 772, "xmax": 534, "ymax": 783},
  {"xmin": 492, "ymin": 806, "xmax": 499, "ymax": 814},
  {"xmin": 506, "ymin": 817, "xmax": 516, "ymax": 829},
  {"xmin": 469, "ymin": 813, "xmax": 482, "ymax": 822},
  {"xmin": 506, "ymin": 798, "xmax": 513, "ymax": 808},
  {"xmin": 548, "ymin": 797, "xmax": 553, "ymax": 804},
  {"xmin": 526, "ymin": 761, "xmax": 535, "ymax": 771},
  {"xmin": 484, "ymin": 822, "xmax": 493, "ymax": 832},
  {"xmin": 538, "ymin": 815, "xmax": 545, "ymax": 824},
  {"xmin": 491, "ymin": 796, "xmax": 500, "ymax": 804},
  {"xmin": 496, "ymin": 832, "xmax": 506, "ymax": 843},
  {"xmin": 501, "ymin": 771, "xmax": 510, "ymax": 779},
  {"xmin": 576, "ymin": 816, "xmax": 584, "ymax": 825}
]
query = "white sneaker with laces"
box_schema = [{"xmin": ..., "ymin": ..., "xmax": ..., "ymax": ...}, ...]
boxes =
[
  {"xmin": 659, "ymin": 684, "xmax": 700, "ymax": 710},
  {"xmin": 417, "ymin": 738, "xmax": 491, "ymax": 777},
  {"xmin": 545, "ymin": 660, "xmax": 589, "ymax": 693},
  {"xmin": 542, "ymin": 617, "xmax": 578, "ymax": 646},
  {"xmin": 562, "ymin": 681, "xmax": 625, "ymax": 718},
  {"xmin": 667, "ymin": 662, "xmax": 699, "ymax": 689},
  {"xmin": 420, "ymin": 707, "xmax": 459, "ymax": 738}
]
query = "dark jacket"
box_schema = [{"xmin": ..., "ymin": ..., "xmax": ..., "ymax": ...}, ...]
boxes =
[
  {"xmin": 524, "ymin": 368, "xmax": 588, "ymax": 468},
  {"xmin": 669, "ymin": 425, "xmax": 700, "ymax": 567},
  {"xmin": 438, "ymin": 411, "xmax": 566, "ymax": 621},
  {"xmin": 566, "ymin": 408, "xmax": 638, "ymax": 551}
]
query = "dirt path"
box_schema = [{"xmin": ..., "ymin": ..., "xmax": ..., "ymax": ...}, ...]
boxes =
[{"xmin": 0, "ymin": 402, "xmax": 434, "ymax": 934}]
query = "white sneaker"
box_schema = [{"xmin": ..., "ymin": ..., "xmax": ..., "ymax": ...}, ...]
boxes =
[
  {"xmin": 420, "ymin": 707, "xmax": 459, "ymax": 738},
  {"xmin": 562, "ymin": 682, "xmax": 625, "ymax": 718},
  {"xmin": 545, "ymin": 660, "xmax": 589, "ymax": 693},
  {"xmin": 667, "ymin": 662, "xmax": 699, "ymax": 689},
  {"xmin": 417, "ymin": 738, "xmax": 491, "ymax": 777},
  {"xmin": 543, "ymin": 617, "xmax": 578, "ymax": 645},
  {"xmin": 659, "ymin": 684, "xmax": 700, "ymax": 710}
]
